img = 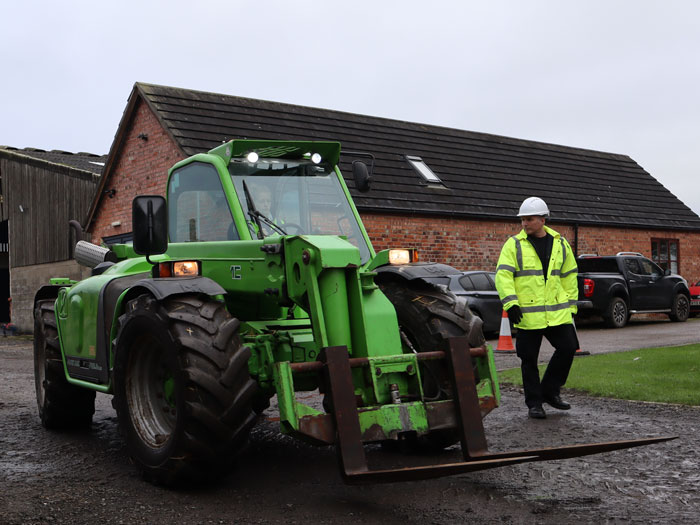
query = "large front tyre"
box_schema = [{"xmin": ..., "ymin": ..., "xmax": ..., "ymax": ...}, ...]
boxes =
[
  {"xmin": 112, "ymin": 294, "xmax": 259, "ymax": 486},
  {"xmin": 669, "ymin": 293, "xmax": 690, "ymax": 322},
  {"xmin": 378, "ymin": 279, "xmax": 485, "ymax": 452},
  {"xmin": 33, "ymin": 299, "xmax": 95, "ymax": 430}
]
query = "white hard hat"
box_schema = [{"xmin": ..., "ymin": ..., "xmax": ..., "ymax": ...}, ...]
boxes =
[{"xmin": 517, "ymin": 197, "xmax": 550, "ymax": 217}]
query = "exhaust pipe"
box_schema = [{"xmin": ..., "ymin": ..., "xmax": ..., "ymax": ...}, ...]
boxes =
[{"xmin": 74, "ymin": 240, "xmax": 117, "ymax": 269}]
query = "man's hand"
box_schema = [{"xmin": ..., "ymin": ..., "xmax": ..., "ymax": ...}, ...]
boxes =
[{"xmin": 507, "ymin": 305, "xmax": 523, "ymax": 324}]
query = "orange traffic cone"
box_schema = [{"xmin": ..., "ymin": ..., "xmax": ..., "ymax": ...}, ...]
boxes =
[{"xmin": 495, "ymin": 310, "xmax": 516, "ymax": 353}]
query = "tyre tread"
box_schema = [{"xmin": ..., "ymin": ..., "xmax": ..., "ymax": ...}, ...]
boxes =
[
  {"xmin": 113, "ymin": 293, "xmax": 259, "ymax": 486},
  {"xmin": 34, "ymin": 300, "xmax": 95, "ymax": 430}
]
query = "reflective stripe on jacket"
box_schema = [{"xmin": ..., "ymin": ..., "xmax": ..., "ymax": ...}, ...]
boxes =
[{"xmin": 495, "ymin": 225, "xmax": 578, "ymax": 330}]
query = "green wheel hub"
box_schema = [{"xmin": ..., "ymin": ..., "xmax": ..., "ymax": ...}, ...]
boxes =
[{"xmin": 126, "ymin": 333, "xmax": 177, "ymax": 447}]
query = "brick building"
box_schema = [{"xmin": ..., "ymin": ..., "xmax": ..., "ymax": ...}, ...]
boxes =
[
  {"xmin": 0, "ymin": 147, "xmax": 106, "ymax": 331},
  {"xmin": 85, "ymin": 83, "xmax": 700, "ymax": 284}
]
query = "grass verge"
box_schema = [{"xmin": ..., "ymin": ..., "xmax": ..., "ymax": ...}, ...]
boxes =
[{"xmin": 497, "ymin": 344, "xmax": 700, "ymax": 406}]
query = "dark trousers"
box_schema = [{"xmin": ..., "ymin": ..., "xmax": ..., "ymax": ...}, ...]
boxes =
[{"xmin": 515, "ymin": 323, "xmax": 578, "ymax": 408}]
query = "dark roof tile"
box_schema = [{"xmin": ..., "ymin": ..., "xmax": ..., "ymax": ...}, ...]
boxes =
[{"xmin": 135, "ymin": 83, "xmax": 699, "ymax": 230}]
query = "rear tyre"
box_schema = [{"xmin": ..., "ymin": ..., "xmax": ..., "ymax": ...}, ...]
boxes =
[
  {"xmin": 604, "ymin": 297, "xmax": 628, "ymax": 328},
  {"xmin": 378, "ymin": 279, "xmax": 485, "ymax": 452},
  {"xmin": 669, "ymin": 293, "xmax": 690, "ymax": 322},
  {"xmin": 33, "ymin": 299, "xmax": 95, "ymax": 430},
  {"xmin": 113, "ymin": 293, "xmax": 259, "ymax": 486}
]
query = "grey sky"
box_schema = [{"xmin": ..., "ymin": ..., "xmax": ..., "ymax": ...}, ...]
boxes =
[{"xmin": 3, "ymin": 1, "xmax": 699, "ymax": 215}]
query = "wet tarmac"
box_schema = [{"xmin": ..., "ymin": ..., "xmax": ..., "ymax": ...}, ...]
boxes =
[{"xmin": 1, "ymin": 334, "xmax": 699, "ymax": 524}]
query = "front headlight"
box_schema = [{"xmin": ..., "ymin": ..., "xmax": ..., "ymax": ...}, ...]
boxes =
[
  {"xmin": 388, "ymin": 249, "xmax": 418, "ymax": 265},
  {"xmin": 155, "ymin": 261, "xmax": 201, "ymax": 278}
]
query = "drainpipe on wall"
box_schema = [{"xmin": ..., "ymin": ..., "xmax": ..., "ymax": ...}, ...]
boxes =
[{"xmin": 573, "ymin": 223, "xmax": 579, "ymax": 257}]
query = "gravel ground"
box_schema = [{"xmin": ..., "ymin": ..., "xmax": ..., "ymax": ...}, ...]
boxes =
[{"xmin": 1, "ymin": 335, "xmax": 699, "ymax": 524}]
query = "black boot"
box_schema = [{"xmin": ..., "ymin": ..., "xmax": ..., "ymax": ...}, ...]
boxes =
[
  {"xmin": 528, "ymin": 405, "xmax": 546, "ymax": 419},
  {"xmin": 544, "ymin": 394, "xmax": 571, "ymax": 410}
]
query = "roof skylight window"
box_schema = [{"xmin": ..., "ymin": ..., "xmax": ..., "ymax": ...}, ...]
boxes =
[{"xmin": 405, "ymin": 155, "xmax": 442, "ymax": 184}]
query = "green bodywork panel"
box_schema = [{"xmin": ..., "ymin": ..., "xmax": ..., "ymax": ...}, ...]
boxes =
[
  {"xmin": 56, "ymin": 275, "xmax": 110, "ymax": 360},
  {"xmin": 47, "ymin": 138, "xmax": 500, "ymax": 442},
  {"xmin": 282, "ymin": 235, "xmax": 401, "ymax": 357}
]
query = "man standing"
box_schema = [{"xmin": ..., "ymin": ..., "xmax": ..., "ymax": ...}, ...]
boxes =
[{"xmin": 495, "ymin": 197, "xmax": 579, "ymax": 419}]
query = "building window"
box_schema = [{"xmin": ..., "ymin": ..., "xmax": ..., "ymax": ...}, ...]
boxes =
[
  {"xmin": 103, "ymin": 232, "xmax": 133, "ymax": 245},
  {"xmin": 651, "ymin": 238, "xmax": 679, "ymax": 274},
  {"xmin": 405, "ymin": 155, "xmax": 442, "ymax": 185}
]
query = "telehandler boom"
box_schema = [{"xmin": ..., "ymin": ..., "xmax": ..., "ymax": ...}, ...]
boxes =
[{"xmin": 34, "ymin": 140, "xmax": 673, "ymax": 485}]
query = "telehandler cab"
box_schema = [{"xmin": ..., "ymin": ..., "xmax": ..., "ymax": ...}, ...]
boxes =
[{"xmin": 34, "ymin": 140, "xmax": 672, "ymax": 485}]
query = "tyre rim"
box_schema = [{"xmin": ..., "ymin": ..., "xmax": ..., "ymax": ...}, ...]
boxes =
[
  {"xmin": 126, "ymin": 334, "xmax": 177, "ymax": 448},
  {"xmin": 678, "ymin": 297, "xmax": 689, "ymax": 319},
  {"xmin": 613, "ymin": 302, "xmax": 626, "ymax": 325}
]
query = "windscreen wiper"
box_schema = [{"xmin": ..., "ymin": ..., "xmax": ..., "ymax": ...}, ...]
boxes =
[{"xmin": 242, "ymin": 180, "xmax": 287, "ymax": 238}]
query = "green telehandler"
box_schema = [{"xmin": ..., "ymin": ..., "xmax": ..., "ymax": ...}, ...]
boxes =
[{"xmin": 33, "ymin": 139, "xmax": 672, "ymax": 485}]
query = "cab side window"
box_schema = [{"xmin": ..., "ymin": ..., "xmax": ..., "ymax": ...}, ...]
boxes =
[
  {"xmin": 624, "ymin": 258, "xmax": 641, "ymax": 275},
  {"xmin": 469, "ymin": 272, "xmax": 491, "ymax": 291},
  {"xmin": 168, "ymin": 163, "xmax": 238, "ymax": 242},
  {"xmin": 458, "ymin": 275, "xmax": 475, "ymax": 291},
  {"xmin": 486, "ymin": 273, "xmax": 498, "ymax": 291},
  {"xmin": 639, "ymin": 258, "xmax": 662, "ymax": 277}
]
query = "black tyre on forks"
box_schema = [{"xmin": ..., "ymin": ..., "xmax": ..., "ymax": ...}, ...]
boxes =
[{"xmin": 378, "ymin": 279, "xmax": 485, "ymax": 452}]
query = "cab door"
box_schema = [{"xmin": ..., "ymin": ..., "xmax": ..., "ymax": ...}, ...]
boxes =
[
  {"xmin": 638, "ymin": 258, "xmax": 671, "ymax": 310},
  {"xmin": 624, "ymin": 258, "xmax": 650, "ymax": 310}
]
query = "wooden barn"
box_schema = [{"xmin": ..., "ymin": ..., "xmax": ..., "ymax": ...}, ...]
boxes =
[{"xmin": 0, "ymin": 147, "xmax": 106, "ymax": 331}]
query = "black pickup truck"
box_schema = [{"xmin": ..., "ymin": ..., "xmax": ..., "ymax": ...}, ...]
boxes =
[{"xmin": 576, "ymin": 252, "xmax": 691, "ymax": 328}]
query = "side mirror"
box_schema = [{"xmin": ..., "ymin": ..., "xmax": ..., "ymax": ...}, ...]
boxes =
[
  {"xmin": 664, "ymin": 268, "xmax": 672, "ymax": 276},
  {"xmin": 352, "ymin": 161, "xmax": 371, "ymax": 193},
  {"xmin": 132, "ymin": 195, "xmax": 168, "ymax": 258}
]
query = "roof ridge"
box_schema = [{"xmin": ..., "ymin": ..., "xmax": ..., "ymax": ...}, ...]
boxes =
[{"xmin": 136, "ymin": 82, "xmax": 630, "ymax": 160}]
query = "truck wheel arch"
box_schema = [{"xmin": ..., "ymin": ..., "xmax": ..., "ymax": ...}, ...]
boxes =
[
  {"xmin": 608, "ymin": 284, "xmax": 630, "ymax": 304},
  {"xmin": 33, "ymin": 285, "xmax": 63, "ymax": 310},
  {"xmin": 373, "ymin": 262, "xmax": 462, "ymax": 284},
  {"xmin": 671, "ymin": 283, "xmax": 691, "ymax": 299},
  {"xmin": 125, "ymin": 277, "xmax": 226, "ymax": 302},
  {"xmin": 116, "ymin": 277, "xmax": 227, "ymax": 315}
]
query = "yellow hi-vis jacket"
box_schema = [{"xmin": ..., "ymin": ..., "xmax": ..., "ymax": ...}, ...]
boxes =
[{"xmin": 495, "ymin": 226, "xmax": 578, "ymax": 330}]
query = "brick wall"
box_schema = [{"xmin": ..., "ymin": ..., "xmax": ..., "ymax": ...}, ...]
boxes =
[
  {"xmin": 362, "ymin": 213, "xmax": 700, "ymax": 283},
  {"xmin": 90, "ymin": 99, "xmax": 184, "ymax": 243}
]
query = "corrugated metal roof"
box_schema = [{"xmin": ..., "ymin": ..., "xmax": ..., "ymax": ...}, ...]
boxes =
[
  {"xmin": 129, "ymin": 83, "xmax": 700, "ymax": 230},
  {"xmin": 0, "ymin": 146, "xmax": 107, "ymax": 175}
]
